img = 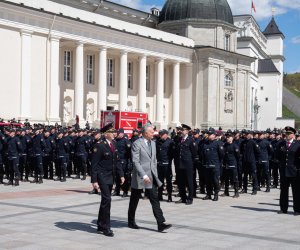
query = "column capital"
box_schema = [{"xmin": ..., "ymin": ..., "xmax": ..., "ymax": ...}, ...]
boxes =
[
  {"xmin": 20, "ymin": 29, "xmax": 33, "ymax": 36},
  {"xmin": 75, "ymin": 41, "xmax": 85, "ymax": 47},
  {"xmin": 155, "ymin": 58, "xmax": 165, "ymax": 64},
  {"xmin": 120, "ymin": 50, "xmax": 128, "ymax": 56},
  {"xmin": 99, "ymin": 46, "xmax": 108, "ymax": 52},
  {"xmin": 138, "ymin": 54, "xmax": 147, "ymax": 60},
  {"xmin": 49, "ymin": 35, "xmax": 61, "ymax": 42}
]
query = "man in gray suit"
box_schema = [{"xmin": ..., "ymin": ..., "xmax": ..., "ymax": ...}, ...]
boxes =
[{"xmin": 128, "ymin": 124, "xmax": 172, "ymax": 232}]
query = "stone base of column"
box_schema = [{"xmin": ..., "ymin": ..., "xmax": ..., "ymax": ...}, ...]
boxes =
[
  {"xmin": 170, "ymin": 121, "xmax": 181, "ymax": 129},
  {"xmin": 46, "ymin": 117, "xmax": 62, "ymax": 126},
  {"xmin": 153, "ymin": 122, "xmax": 168, "ymax": 130}
]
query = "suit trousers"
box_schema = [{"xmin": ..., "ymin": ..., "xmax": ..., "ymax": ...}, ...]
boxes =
[
  {"xmin": 128, "ymin": 180, "xmax": 165, "ymax": 225},
  {"xmin": 242, "ymin": 161, "xmax": 258, "ymax": 191},
  {"xmin": 280, "ymin": 173, "xmax": 300, "ymax": 213},
  {"xmin": 177, "ymin": 167, "xmax": 194, "ymax": 201},
  {"xmin": 98, "ymin": 183, "xmax": 113, "ymax": 230}
]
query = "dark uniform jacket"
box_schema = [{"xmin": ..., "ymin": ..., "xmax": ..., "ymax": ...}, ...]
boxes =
[
  {"xmin": 75, "ymin": 136, "xmax": 89, "ymax": 156},
  {"xmin": 202, "ymin": 140, "xmax": 224, "ymax": 169},
  {"xmin": 32, "ymin": 134, "xmax": 46, "ymax": 156},
  {"xmin": 278, "ymin": 140, "xmax": 300, "ymax": 178},
  {"xmin": 55, "ymin": 137, "xmax": 69, "ymax": 158},
  {"xmin": 241, "ymin": 139, "xmax": 260, "ymax": 164},
  {"xmin": 223, "ymin": 142, "xmax": 240, "ymax": 168},
  {"xmin": 257, "ymin": 139, "xmax": 273, "ymax": 162},
  {"xmin": 156, "ymin": 137, "xmax": 173, "ymax": 166},
  {"xmin": 7, "ymin": 136, "xmax": 22, "ymax": 159},
  {"xmin": 91, "ymin": 139, "xmax": 124, "ymax": 185},
  {"xmin": 178, "ymin": 136, "xmax": 198, "ymax": 169}
]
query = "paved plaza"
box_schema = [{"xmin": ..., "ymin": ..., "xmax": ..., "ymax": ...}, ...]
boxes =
[{"xmin": 0, "ymin": 179, "xmax": 300, "ymax": 250}]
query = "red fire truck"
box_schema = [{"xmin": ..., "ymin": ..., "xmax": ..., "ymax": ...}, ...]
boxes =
[{"xmin": 100, "ymin": 111, "xmax": 148, "ymax": 138}]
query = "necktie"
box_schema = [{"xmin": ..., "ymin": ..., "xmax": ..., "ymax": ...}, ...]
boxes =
[
  {"xmin": 110, "ymin": 142, "xmax": 114, "ymax": 152},
  {"xmin": 147, "ymin": 140, "xmax": 151, "ymax": 149},
  {"xmin": 181, "ymin": 138, "xmax": 185, "ymax": 143},
  {"xmin": 287, "ymin": 141, "xmax": 291, "ymax": 148}
]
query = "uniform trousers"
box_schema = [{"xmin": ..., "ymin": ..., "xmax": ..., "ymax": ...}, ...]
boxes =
[
  {"xmin": 157, "ymin": 163, "xmax": 173, "ymax": 196},
  {"xmin": 98, "ymin": 183, "xmax": 113, "ymax": 230},
  {"xmin": 177, "ymin": 167, "xmax": 194, "ymax": 201},
  {"xmin": 280, "ymin": 172, "xmax": 300, "ymax": 213},
  {"xmin": 205, "ymin": 167, "xmax": 220, "ymax": 196},
  {"xmin": 242, "ymin": 161, "xmax": 258, "ymax": 191}
]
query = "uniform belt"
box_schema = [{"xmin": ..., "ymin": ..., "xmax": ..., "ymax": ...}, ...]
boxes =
[
  {"xmin": 159, "ymin": 162, "xmax": 169, "ymax": 165},
  {"xmin": 226, "ymin": 165, "xmax": 236, "ymax": 168},
  {"xmin": 261, "ymin": 161, "xmax": 268, "ymax": 163}
]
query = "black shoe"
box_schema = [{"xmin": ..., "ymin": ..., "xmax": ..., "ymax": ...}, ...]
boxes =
[
  {"xmin": 186, "ymin": 200, "xmax": 193, "ymax": 205},
  {"xmin": 5, "ymin": 181, "xmax": 13, "ymax": 186},
  {"xmin": 202, "ymin": 195, "xmax": 211, "ymax": 200},
  {"xmin": 128, "ymin": 222, "xmax": 140, "ymax": 229},
  {"xmin": 240, "ymin": 189, "xmax": 247, "ymax": 194},
  {"xmin": 158, "ymin": 223, "xmax": 172, "ymax": 232},
  {"xmin": 88, "ymin": 189, "xmax": 98, "ymax": 195},
  {"xmin": 30, "ymin": 178, "xmax": 38, "ymax": 184},
  {"xmin": 212, "ymin": 195, "xmax": 219, "ymax": 201},
  {"xmin": 220, "ymin": 192, "xmax": 229, "ymax": 197},
  {"xmin": 175, "ymin": 193, "xmax": 181, "ymax": 197},
  {"xmin": 271, "ymin": 184, "xmax": 277, "ymax": 189},
  {"xmin": 175, "ymin": 199, "xmax": 186, "ymax": 204},
  {"xmin": 81, "ymin": 176, "xmax": 86, "ymax": 181},
  {"xmin": 278, "ymin": 210, "xmax": 287, "ymax": 214},
  {"xmin": 251, "ymin": 191, "xmax": 257, "ymax": 195},
  {"xmin": 73, "ymin": 175, "xmax": 80, "ymax": 179},
  {"xmin": 103, "ymin": 229, "xmax": 114, "ymax": 237},
  {"xmin": 257, "ymin": 187, "xmax": 261, "ymax": 191},
  {"xmin": 122, "ymin": 193, "xmax": 129, "ymax": 198},
  {"xmin": 233, "ymin": 192, "xmax": 239, "ymax": 198},
  {"xmin": 265, "ymin": 187, "xmax": 270, "ymax": 193},
  {"xmin": 60, "ymin": 178, "xmax": 66, "ymax": 182},
  {"xmin": 38, "ymin": 177, "xmax": 43, "ymax": 184},
  {"xmin": 112, "ymin": 191, "xmax": 120, "ymax": 196},
  {"xmin": 54, "ymin": 177, "xmax": 61, "ymax": 181},
  {"xmin": 167, "ymin": 195, "xmax": 172, "ymax": 202}
]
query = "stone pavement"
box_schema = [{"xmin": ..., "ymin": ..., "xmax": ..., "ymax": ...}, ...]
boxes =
[{"xmin": 0, "ymin": 179, "xmax": 300, "ymax": 250}]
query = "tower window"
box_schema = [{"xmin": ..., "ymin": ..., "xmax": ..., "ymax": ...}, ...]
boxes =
[
  {"xmin": 224, "ymin": 73, "xmax": 233, "ymax": 87},
  {"xmin": 225, "ymin": 35, "xmax": 230, "ymax": 51}
]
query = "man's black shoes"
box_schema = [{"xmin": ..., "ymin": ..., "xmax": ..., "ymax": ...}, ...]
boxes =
[
  {"xmin": 97, "ymin": 227, "xmax": 114, "ymax": 237},
  {"xmin": 158, "ymin": 223, "xmax": 172, "ymax": 232},
  {"xmin": 128, "ymin": 222, "xmax": 140, "ymax": 229}
]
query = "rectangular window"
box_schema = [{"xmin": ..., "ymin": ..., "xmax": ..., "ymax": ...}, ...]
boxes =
[
  {"xmin": 128, "ymin": 62, "xmax": 133, "ymax": 89},
  {"xmin": 107, "ymin": 59, "xmax": 114, "ymax": 87},
  {"xmin": 260, "ymin": 86, "xmax": 264, "ymax": 90},
  {"xmin": 146, "ymin": 65, "xmax": 150, "ymax": 91},
  {"xmin": 225, "ymin": 35, "xmax": 230, "ymax": 51},
  {"xmin": 265, "ymin": 97, "xmax": 269, "ymax": 102},
  {"xmin": 86, "ymin": 55, "xmax": 94, "ymax": 84},
  {"xmin": 64, "ymin": 51, "xmax": 72, "ymax": 82}
]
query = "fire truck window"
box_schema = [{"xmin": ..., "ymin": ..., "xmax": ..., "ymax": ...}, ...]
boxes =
[{"xmin": 137, "ymin": 121, "xmax": 143, "ymax": 129}]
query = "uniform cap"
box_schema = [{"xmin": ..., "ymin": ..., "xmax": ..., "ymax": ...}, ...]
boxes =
[
  {"xmin": 159, "ymin": 129, "xmax": 168, "ymax": 135},
  {"xmin": 284, "ymin": 126, "xmax": 296, "ymax": 134},
  {"xmin": 100, "ymin": 122, "xmax": 116, "ymax": 133},
  {"xmin": 181, "ymin": 124, "xmax": 191, "ymax": 130}
]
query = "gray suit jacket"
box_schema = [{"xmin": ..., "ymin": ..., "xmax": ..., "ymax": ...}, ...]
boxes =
[{"xmin": 131, "ymin": 137, "xmax": 162, "ymax": 189}]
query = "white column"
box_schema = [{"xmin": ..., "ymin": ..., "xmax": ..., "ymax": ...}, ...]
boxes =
[
  {"xmin": 98, "ymin": 47, "xmax": 107, "ymax": 112},
  {"xmin": 138, "ymin": 55, "xmax": 147, "ymax": 112},
  {"xmin": 20, "ymin": 30, "xmax": 32, "ymax": 120},
  {"xmin": 156, "ymin": 59, "xmax": 164, "ymax": 123},
  {"xmin": 119, "ymin": 51, "xmax": 128, "ymax": 111},
  {"xmin": 49, "ymin": 36, "xmax": 61, "ymax": 122},
  {"xmin": 74, "ymin": 42, "xmax": 85, "ymax": 123},
  {"xmin": 172, "ymin": 62, "xmax": 180, "ymax": 125}
]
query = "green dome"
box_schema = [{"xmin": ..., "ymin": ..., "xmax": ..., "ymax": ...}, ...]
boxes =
[{"xmin": 159, "ymin": 0, "xmax": 233, "ymax": 24}]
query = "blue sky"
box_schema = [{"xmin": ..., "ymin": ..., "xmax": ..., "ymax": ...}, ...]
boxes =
[{"xmin": 110, "ymin": 0, "xmax": 300, "ymax": 74}]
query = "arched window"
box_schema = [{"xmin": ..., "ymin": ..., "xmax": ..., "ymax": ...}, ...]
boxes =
[{"xmin": 224, "ymin": 74, "xmax": 233, "ymax": 87}]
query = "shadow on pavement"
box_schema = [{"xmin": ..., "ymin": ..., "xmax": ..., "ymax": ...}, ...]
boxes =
[{"xmin": 231, "ymin": 205, "xmax": 294, "ymax": 215}]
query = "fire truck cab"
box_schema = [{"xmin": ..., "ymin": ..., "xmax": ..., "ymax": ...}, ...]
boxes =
[{"xmin": 100, "ymin": 111, "xmax": 148, "ymax": 138}]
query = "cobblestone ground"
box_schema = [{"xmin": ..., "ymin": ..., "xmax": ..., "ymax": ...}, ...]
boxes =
[{"xmin": 0, "ymin": 178, "xmax": 300, "ymax": 250}]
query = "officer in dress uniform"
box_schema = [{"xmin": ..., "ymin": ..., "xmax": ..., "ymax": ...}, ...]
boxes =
[
  {"xmin": 222, "ymin": 130, "xmax": 240, "ymax": 198},
  {"xmin": 6, "ymin": 129, "xmax": 22, "ymax": 186},
  {"xmin": 30, "ymin": 128, "xmax": 46, "ymax": 184},
  {"xmin": 240, "ymin": 131, "xmax": 260, "ymax": 195},
  {"xmin": 277, "ymin": 127, "xmax": 300, "ymax": 215},
  {"xmin": 156, "ymin": 129, "xmax": 174, "ymax": 202},
  {"xmin": 270, "ymin": 130, "xmax": 282, "ymax": 188},
  {"xmin": 0, "ymin": 130, "xmax": 5, "ymax": 184},
  {"xmin": 175, "ymin": 124, "xmax": 198, "ymax": 205},
  {"xmin": 192, "ymin": 129, "xmax": 202, "ymax": 197},
  {"xmin": 74, "ymin": 129, "xmax": 89, "ymax": 180},
  {"xmin": 18, "ymin": 128, "xmax": 31, "ymax": 182},
  {"xmin": 257, "ymin": 131, "xmax": 273, "ymax": 192},
  {"xmin": 114, "ymin": 128, "xmax": 132, "ymax": 197},
  {"xmin": 202, "ymin": 128, "xmax": 224, "ymax": 201},
  {"xmin": 54, "ymin": 130, "xmax": 69, "ymax": 182},
  {"xmin": 91, "ymin": 123, "xmax": 124, "ymax": 237},
  {"xmin": 43, "ymin": 129, "xmax": 56, "ymax": 180}
]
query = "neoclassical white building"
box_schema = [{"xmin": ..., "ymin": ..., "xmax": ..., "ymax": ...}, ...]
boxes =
[{"xmin": 0, "ymin": 0, "xmax": 294, "ymax": 129}]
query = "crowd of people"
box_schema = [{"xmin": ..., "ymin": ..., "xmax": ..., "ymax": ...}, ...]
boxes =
[{"xmin": 0, "ymin": 121, "xmax": 299, "ymax": 216}]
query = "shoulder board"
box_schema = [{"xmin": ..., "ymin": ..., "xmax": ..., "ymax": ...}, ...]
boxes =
[{"xmin": 93, "ymin": 147, "xmax": 98, "ymax": 153}]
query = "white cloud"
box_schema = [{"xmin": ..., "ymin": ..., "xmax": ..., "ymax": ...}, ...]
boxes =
[{"xmin": 291, "ymin": 36, "xmax": 300, "ymax": 44}]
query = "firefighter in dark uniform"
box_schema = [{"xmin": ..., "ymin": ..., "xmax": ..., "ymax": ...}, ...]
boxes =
[
  {"xmin": 18, "ymin": 128, "xmax": 31, "ymax": 182},
  {"xmin": 114, "ymin": 128, "xmax": 132, "ymax": 197},
  {"xmin": 91, "ymin": 123, "xmax": 124, "ymax": 237},
  {"xmin": 6, "ymin": 129, "xmax": 22, "ymax": 186},
  {"xmin": 156, "ymin": 129, "xmax": 174, "ymax": 202},
  {"xmin": 202, "ymin": 128, "xmax": 224, "ymax": 201},
  {"xmin": 172, "ymin": 126, "xmax": 183, "ymax": 189},
  {"xmin": 31, "ymin": 128, "xmax": 46, "ymax": 184},
  {"xmin": 0, "ymin": 130, "xmax": 5, "ymax": 184},
  {"xmin": 74, "ymin": 129, "xmax": 89, "ymax": 180},
  {"xmin": 240, "ymin": 131, "xmax": 260, "ymax": 195},
  {"xmin": 175, "ymin": 124, "xmax": 198, "ymax": 205},
  {"xmin": 192, "ymin": 129, "xmax": 202, "ymax": 197},
  {"xmin": 55, "ymin": 130, "xmax": 69, "ymax": 182},
  {"xmin": 257, "ymin": 131, "xmax": 273, "ymax": 192},
  {"xmin": 270, "ymin": 130, "xmax": 282, "ymax": 188},
  {"xmin": 130, "ymin": 129, "xmax": 140, "ymax": 143},
  {"xmin": 64, "ymin": 130, "xmax": 73, "ymax": 177},
  {"xmin": 43, "ymin": 129, "xmax": 56, "ymax": 180},
  {"xmin": 222, "ymin": 130, "xmax": 240, "ymax": 198},
  {"xmin": 278, "ymin": 126, "xmax": 300, "ymax": 215}
]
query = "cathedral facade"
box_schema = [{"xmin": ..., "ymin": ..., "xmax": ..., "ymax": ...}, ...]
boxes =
[{"xmin": 0, "ymin": 0, "xmax": 294, "ymax": 129}]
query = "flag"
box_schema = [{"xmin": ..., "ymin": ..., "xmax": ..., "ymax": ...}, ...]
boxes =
[{"xmin": 251, "ymin": 1, "xmax": 256, "ymax": 13}]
